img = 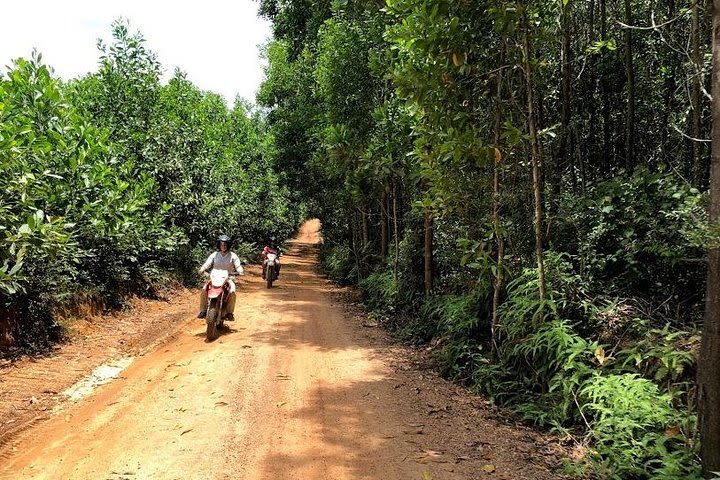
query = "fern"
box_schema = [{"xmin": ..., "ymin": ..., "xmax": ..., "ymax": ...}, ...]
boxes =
[{"xmin": 579, "ymin": 373, "xmax": 699, "ymax": 479}]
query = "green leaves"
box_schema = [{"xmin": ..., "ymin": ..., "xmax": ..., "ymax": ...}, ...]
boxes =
[
  {"xmin": 0, "ymin": 21, "xmax": 300, "ymax": 348},
  {"xmin": 587, "ymin": 39, "xmax": 618, "ymax": 54}
]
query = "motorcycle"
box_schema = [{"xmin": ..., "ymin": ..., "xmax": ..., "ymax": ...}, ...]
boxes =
[
  {"xmin": 264, "ymin": 252, "xmax": 279, "ymax": 289},
  {"xmin": 204, "ymin": 268, "xmax": 231, "ymax": 341}
]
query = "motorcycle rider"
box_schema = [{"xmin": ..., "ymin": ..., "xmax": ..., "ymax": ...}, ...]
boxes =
[
  {"xmin": 197, "ymin": 234, "xmax": 244, "ymax": 320},
  {"xmin": 261, "ymin": 236, "xmax": 282, "ymax": 280}
]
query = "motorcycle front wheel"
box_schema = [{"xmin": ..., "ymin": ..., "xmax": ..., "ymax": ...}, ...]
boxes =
[{"xmin": 206, "ymin": 307, "xmax": 219, "ymax": 341}]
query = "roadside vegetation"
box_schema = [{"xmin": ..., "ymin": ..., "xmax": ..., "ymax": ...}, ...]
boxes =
[
  {"xmin": 0, "ymin": 20, "xmax": 303, "ymax": 355},
  {"xmin": 257, "ymin": 0, "xmax": 719, "ymax": 478}
]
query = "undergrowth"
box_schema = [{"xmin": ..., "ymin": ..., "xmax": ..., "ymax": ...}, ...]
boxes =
[{"xmin": 345, "ymin": 249, "xmax": 702, "ymax": 479}]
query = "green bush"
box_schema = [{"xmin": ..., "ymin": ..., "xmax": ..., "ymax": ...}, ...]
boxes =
[
  {"xmin": 359, "ymin": 270, "xmax": 398, "ymax": 311},
  {"xmin": 319, "ymin": 243, "xmax": 355, "ymax": 284},
  {"xmin": 421, "ymin": 285, "xmax": 491, "ymax": 381},
  {"xmin": 1, "ymin": 23, "xmax": 301, "ymax": 353},
  {"xmin": 0, "ymin": 53, "xmax": 182, "ymax": 348},
  {"xmin": 557, "ymin": 169, "xmax": 707, "ymax": 300}
]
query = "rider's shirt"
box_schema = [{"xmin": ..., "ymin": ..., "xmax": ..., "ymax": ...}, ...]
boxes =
[
  {"xmin": 261, "ymin": 246, "xmax": 281, "ymax": 259},
  {"xmin": 200, "ymin": 251, "xmax": 244, "ymax": 275}
]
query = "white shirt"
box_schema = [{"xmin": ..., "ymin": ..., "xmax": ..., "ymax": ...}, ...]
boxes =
[{"xmin": 200, "ymin": 251, "xmax": 244, "ymax": 275}]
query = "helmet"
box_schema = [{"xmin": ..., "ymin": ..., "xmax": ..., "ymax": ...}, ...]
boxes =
[{"xmin": 217, "ymin": 234, "xmax": 232, "ymax": 249}]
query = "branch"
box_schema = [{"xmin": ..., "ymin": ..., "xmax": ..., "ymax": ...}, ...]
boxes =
[
  {"xmin": 671, "ymin": 124, "xmax": 711, "ymax": 143},
  {"xmin": 615, "ymin": 15, "xmax": 682, "ymax": 31}
]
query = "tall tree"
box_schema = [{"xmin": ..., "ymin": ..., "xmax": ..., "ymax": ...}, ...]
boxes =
[
  {"xmin": 558, "ymin": 0, "xmax": 574, "ymax": 190},
  {"xmin": 600, "ymin": 0, "xmax": 611, "ymax": 173},
  {"xmin": 521, "ymin": 3, "xmax": 547, "ymax": 301},
  {"xmin": 699, "ymin": 3, "xmax": 720, "ymax": 475},
  {"xmin": 624, "ymin": 0, "xmax": 635, "ymax": 172},
  {"xmin": 424, "ymin": 205, "xmax": 434, "ymax": 295},
  {"xmin": 691, "ymin": 0, "xmax": 703, "ymax": 182},
  {"xmin": 491, "ymin": 39, "xmax": 506, "ymax": 352}
]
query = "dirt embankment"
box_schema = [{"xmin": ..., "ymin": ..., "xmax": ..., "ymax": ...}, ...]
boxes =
[{"xmin": 0, "ymin": 220, "xmax": 569, "ymax": 480}]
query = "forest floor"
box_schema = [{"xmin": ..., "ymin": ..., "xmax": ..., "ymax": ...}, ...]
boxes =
[{"xmin": 0, "ymin": 220, "xmax": 573, "ymax": 480}]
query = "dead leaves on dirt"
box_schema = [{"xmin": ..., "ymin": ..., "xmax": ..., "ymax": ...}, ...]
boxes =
[{"xmin": 414, "ymin": 449, "xmax": 447, "ymax": 462}]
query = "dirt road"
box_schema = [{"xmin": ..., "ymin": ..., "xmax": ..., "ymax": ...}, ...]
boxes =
[{"xmin": 0, "ymin": 220, "xmax": 564, "ymax": 480}]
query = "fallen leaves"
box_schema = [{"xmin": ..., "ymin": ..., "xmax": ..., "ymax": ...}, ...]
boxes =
[{"xmin": 414, "ymin": 449, "xmax": 449, "ymax": 464}]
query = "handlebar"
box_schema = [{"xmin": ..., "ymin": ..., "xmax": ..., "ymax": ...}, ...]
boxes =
[{"xmin": 201, "ymin": 270, "xmax": 244, "ymax": 276}]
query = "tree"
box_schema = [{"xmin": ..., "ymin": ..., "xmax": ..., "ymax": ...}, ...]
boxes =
[
  {"xmin": 698, "ymin": 1, "xmax": 720, "ymax": 475},
  {"xmin": 521, "ymin": 2, "xmax": 547, "ymax": 301}
]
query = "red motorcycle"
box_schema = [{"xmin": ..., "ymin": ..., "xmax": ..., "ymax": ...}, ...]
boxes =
[
  {"xmin": 264, "ymin": 252, "xmax": 280, "ymax": 289},
  {"xmin": 204, "ymin": 269, "xmax": 231, "ymax": 341}
]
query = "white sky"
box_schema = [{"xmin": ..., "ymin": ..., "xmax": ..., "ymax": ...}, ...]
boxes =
[{"xmin": 0, "ymin": 0, "xmax": 272, "ymax": 105}]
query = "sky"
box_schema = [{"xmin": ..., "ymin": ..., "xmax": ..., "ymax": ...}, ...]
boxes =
[{"xmin": 0, "ymin": 0, "xmax": 273, "ymax": 105}]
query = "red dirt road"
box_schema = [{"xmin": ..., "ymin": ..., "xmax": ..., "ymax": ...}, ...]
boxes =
[{"xmin": 0, "ymin": 220, "xmax": 565, "ymax": 480}]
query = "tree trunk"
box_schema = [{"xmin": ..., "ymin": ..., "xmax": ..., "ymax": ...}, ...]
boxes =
[
  {"xmin": 521, "ymin": 6, "xmax": 547, "ymax": 302},
  {"xmin": 380, "ymin": 186, "xmax": 389, "ymax": 258},
  {"xmin": 692, "ymin": 0, "xmax": 703, "ymax": 183},
  {"xmin": 491, "ymin": 39, "xmax": 506, "ymax": 353},
  {"xmin": 661, "ymin": 0, "xmax": 677, "ymax": 161},
  {"xmin": 624, "ymin": 0, "xmax": 635, "ymax": 173},
  {"xmin": 424, "ymin": 207, "xmax": 434, "ymax": 295},
  {"xmin": 557, "ymin": 0, "xmax": 573, "ymax": 199},
  {"xmin": 392, "ymin": 182, "xmax": 400, "ymax": 283},
  {"xmin": 361, "ymin": 205, "xmax": 369, "ymax": 249},
  {"xmin": 585, "ymin": 0, "xmax": 598, "ymax": 184},
  {"xmin": 349, "ymin": 205, "xmax": 362, "ymax": 283},
  {"xmin": 601, "ymin": 0, "xmax": 611, "ymax": 174},
  {"xmin": 699, "ymin": 3, "xmax": 720, "ymax": 475}
]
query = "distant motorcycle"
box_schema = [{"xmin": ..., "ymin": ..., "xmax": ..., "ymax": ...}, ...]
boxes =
[
  {"xmin": 204, "ymin": 269, "xmax": 231, "ymax": 340},
  {"xmin": 264, "ymin": 252, "xmax": 279, "ymax": 289}
]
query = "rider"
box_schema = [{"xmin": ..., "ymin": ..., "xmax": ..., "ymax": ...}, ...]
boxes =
[
  {"xmin": 197, "ymin": 234, "xmax": 244, "ymax": 320},
  {"xmin": 261, "ymin": 236, "xmax": 282, "ymax": 280}
]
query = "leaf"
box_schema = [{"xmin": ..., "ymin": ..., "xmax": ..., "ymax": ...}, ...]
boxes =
[
  {"xmin": 452, "ymin": 53, "xmax": 464, "ymax": 67},
  {"xmin": 8, "ymin": 260, "xmax": 24, "ymax": 276},
  {"xmin": 415, "ymin": 450, "xmax": 447, "ymax": 463},
  {"xmin": 595, "ymin": 346, "xmax": 606, "ymax": 365},
  {"xmin": 481, "ymin": 464, "xmax": 496, "ymax": 473},
  {"xmin": 494, "ymin": 147, "xmax": 502, "ymax": 163}
]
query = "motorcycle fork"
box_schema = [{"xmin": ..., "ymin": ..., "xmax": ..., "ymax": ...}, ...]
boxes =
[{"xmin": 207, "ymin": 295, "xmax": 224, "ymax": 317}]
